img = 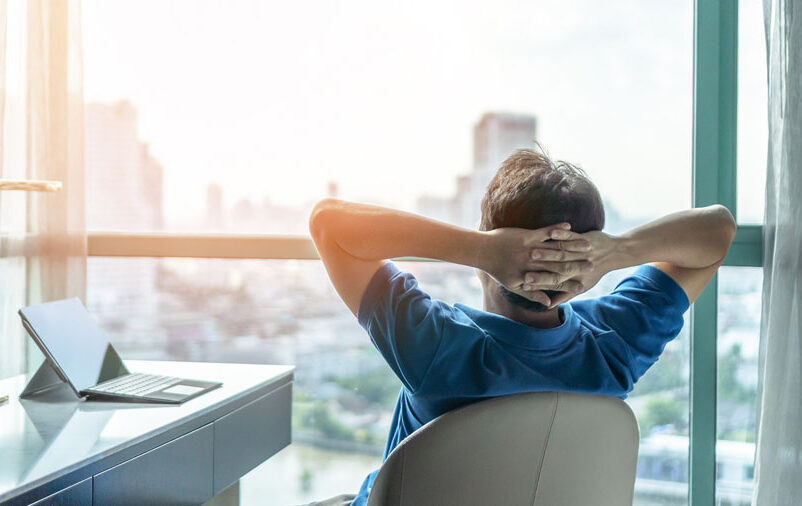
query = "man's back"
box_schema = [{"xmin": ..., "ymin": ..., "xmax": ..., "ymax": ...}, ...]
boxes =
[{"xmin": 349, "ymin": 261, "xmax": 688, "ymax": 505}]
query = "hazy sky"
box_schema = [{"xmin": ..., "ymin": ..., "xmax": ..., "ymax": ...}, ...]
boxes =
[{"xmin": 82, "ymin": 0, "xmax": 766, "ymax": 228}]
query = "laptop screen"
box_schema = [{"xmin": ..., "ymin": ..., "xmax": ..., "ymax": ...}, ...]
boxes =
[{"xmin": 19, "ymin": 298, "xmax": 129, "ymax": 393}]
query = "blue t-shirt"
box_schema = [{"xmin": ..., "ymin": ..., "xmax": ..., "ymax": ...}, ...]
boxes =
[{"xmin": 350, "ymin": 262, "xmax": 689, "ymax": 505}]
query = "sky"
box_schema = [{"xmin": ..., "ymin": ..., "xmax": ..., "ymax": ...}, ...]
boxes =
[{"xmin": 81, "ymin": 0, "xmax": 767, "ymax": 229}]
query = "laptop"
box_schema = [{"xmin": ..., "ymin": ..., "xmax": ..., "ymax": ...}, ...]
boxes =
[{"xmin": 19, "ymin": 298, "xmax": 221, "ymax": 404}]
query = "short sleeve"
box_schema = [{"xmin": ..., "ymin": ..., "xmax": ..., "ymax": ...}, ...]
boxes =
[
  {"xmin": 570, "ymin": 265, "xmax": 690, "ymax": 381},
  {"xmin": 358, "ymin": 262, "xmax": 451, "ymax": 393}
]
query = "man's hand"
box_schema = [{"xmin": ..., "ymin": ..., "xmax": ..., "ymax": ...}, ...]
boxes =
[
  {"xmin": 478, "ymin": 224, "xmax": 594, "ymax": 307},
  {"xmin": 520, "ymin": 205, "xmax": 737, "ymax": 307},
  {"xmin": 521, "ymin": 229, "xmax": 620, "ymax": 308}
]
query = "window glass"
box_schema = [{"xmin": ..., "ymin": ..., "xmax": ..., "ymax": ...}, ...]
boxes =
[
  {"xmin": 715, "ymin": 266, "xmax": 761, "ymax": 506},
  {"xmin": 89, "ymin": 257, "xmax": 386, "ymax": 501},
  {"xmin": 82, "ymin": 0, "xmax": 692, "ymax": 236},
  {"xmin": 0, "ymin": 2, "xmax": 32, "ymax": 380},
  {"xmin": 583, "ymin": 270, "xmax": 691, "ymax": 506},
  {"xmin": 736, "ymin": 0, "xmax": 768, "ymax": 224},
  {"xmin": 83, "ymin": 1, "xmax": 694, "ymax": 503},
  {"xmin": 88, "ymin": 257, "xmax": 689, "ymax": 504},
  {"xmin": 0, "ymin": 258, "xmax": 28, "ymax": 379}
]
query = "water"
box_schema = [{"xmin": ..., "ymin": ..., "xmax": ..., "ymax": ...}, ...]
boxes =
[{"xmin": 240, "ymin": 444, "xmax": 380, "ymax": 506}]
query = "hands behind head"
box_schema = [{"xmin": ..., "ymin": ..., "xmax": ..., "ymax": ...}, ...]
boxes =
[{"xmin": 479, "ymin": 224, "xmax": 618, "ymax": 309}]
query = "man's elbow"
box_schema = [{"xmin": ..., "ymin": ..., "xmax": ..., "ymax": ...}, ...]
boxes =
[
  {"xmin": 709, "ymin": 204, "xmax": 737, "ymax": 258},
  {"xmin": 308, "ymin": 198, "xmax": 342, "ymax": 240}
]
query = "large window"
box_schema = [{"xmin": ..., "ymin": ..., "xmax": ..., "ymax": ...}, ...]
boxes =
[
  {"xmin": 82, "ymin": 0, "xmax": 692, "ymax": 236},
  {"xmin": 88, "ymin": 257, "xmax": 690, "ymax": 505},
  {"xmin": 715, "ymin": 267, "xmax": 761, "ymax": 506},
  {"xmin": 0, "ymin": 258, "xmax": 27, "ymax": 378},
  {"xmin": 80, "ymin": 1, "xmax": 767, "ymax": 505},
  {"xmin": 88, "ymin": 257, "xmax": 399, "ymax": 501},
  {"xmin": 0, "ymin": 1, "xmax": 34, "ymax": 380}
]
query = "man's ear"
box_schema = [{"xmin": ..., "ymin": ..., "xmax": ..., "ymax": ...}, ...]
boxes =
[{"xmin": 476, "ymin": 269, "xmax": 501, "ymax": 302}]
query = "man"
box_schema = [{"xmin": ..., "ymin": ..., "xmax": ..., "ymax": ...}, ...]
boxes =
[{"xmin": 307, "ymin": 148, "xmax": 736, "ymax": 506}]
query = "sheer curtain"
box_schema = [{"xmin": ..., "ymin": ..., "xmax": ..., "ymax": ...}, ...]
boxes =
[
  {"xmin": 0, "ymin": 0, "xmax": 85, "ymax": 380},
  {"xmin": 753, "ymin": 0, "xmax": 802, "ymax": 504}
]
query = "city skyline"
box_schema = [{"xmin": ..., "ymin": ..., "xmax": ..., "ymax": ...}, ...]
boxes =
[
  {"xmin": 82, "ymin": 0, "xmax": 717, "ymax": 227},
  {"xmin": 418, "ymin": 112, "xmax": 537, "ymax": 228},
  {"xmin": 83, "ymin": 100, "xmax": 639, "ymax": 235}
]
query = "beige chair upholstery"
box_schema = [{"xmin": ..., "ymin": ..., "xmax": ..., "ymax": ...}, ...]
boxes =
[{"xmin": 367, "ymin": 391, "xmax": 639, "ymax": 506}]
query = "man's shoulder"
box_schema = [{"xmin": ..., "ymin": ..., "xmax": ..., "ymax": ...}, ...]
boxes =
[
  {"xmin": 568, "ymin": 265, "xmax": 689, "ymax": 342},
  {"xmin": 572, "ymin": 265, "xmax": 690, "ymax": 310},
  {"xmin": 359, "ymin": 262, "xmax": 474, "ymax": 328}
]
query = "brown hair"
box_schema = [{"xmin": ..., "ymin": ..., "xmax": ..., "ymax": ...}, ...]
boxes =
[{"xmin": 480, "ymin": 146, "xmax": 605, "ymax": 311}]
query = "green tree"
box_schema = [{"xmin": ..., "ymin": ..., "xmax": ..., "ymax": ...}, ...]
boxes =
[
  {"xmin": 302, "ymin": 404, "xmax": 355, "ymax": 441},
  {"xmin": 639, "ymin": 396, "xmax": 685, "ymax": 435},
  {"xmin": 336, "ymin": 368, "xmax": 401, "ymax": 406},
  {"xmin": 718, "ymin": 343, "xmax": 755, "ymax": 403},
  {"xmin": 631, "ymin": 350, "xmax": 686, "ymax": 396}
]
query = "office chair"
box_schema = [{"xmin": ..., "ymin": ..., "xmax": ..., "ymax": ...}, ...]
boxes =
[{"xmin": 367, "ymin": 391, "xmax": 639, "ymax": 506}]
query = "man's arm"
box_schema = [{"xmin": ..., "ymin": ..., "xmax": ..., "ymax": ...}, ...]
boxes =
[
  {"xmin": 308, "ymin": 198, "xmax": 591, "ymax": 315},
  {"xmin": 619, "ymin": 205, "xmax": 736, "ymax": 302},
  {"xmin": 530, "ymin": 205, "xmax": 736, "ymax": 304}
]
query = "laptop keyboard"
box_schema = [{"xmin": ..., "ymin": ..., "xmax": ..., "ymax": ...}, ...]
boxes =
[{"xmin": 91, "ymin": 373, "xmax": 182, "ymax": 397}]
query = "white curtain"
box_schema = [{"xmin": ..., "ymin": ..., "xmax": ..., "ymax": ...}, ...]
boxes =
[
  {"xmin": 0, "ymin": 0, "xmax": 85, "ymax": 379},
  {"xmin": 753, "ymin": 0, "xmax": 802, "ymax": 504}
]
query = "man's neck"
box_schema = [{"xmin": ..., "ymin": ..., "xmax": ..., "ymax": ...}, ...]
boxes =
[{"xmin": 483, "ymin": 294, "xmax": 563, "ymax": 329}]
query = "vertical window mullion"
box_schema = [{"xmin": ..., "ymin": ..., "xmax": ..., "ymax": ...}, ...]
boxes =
[{"xmin": 691, "ymin": 1, "xmax": 738, "ymax": 505}]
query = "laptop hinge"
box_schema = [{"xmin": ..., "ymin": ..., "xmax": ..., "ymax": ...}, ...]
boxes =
[{"xmin": 21, "ymin": 360, "xmax": 76, "ymax": 399}]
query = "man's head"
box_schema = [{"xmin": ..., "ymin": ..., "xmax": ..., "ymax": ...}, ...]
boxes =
[{"xmin": 479, "ymin": 147, "xmax": 605, "ymax": 312}]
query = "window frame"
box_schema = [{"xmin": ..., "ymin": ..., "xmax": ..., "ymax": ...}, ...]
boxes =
[
  {"xmin": 692, "ymin": 1, "xmax": 761, "ymax": 505},
  {"xmin": 85, "ymin": 2, "xmax": 760, "ymax": 504}
]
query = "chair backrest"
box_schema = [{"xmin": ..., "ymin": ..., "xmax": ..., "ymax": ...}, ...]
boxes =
[{"xmin": 367, "ymin": 391, "xmax": 639, "ymax": 506}]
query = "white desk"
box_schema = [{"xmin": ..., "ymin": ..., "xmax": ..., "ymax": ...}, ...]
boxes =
[{"xmin": 0, "ymin": 360, "xmax": 294, "ymax": 505}]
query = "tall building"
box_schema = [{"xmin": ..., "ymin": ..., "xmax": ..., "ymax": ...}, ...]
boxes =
[
  {"xmin": 85, "ymin": 101, "xmax": 164, "ymax": 344},
  {"xmin": 473, "ymin": 113, "xmax": 537, "ymax": 172},
  {"xmin": 472, "ymin": 113, "xmax": 537, "ymax": 191},
  {"xmin": 462, "ymin": 113, "xmax": 537, "ymax": 227},
  {"xmin": 141, "ymin": 144, "xmax": 164, "ymax": 230},
  {"xmin": 85, "ymin": 101, "xmax": 163, "ymax": 231},
  {"xmin": 417, "ymin": 112, "xmax": 537, "ymax": 227}
]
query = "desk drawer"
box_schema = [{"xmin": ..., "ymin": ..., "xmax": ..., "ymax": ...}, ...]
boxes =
[
  {"xmin": 93, "ymin": 424, "xmax": 213, "ymax": 506},
  {"xmin": 213, "ymin": 383, "xmax": 292, "ymax": 493},
  {"xmin": 29, "ymin": 477, "xmax": 91, "ymax": 506}
]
